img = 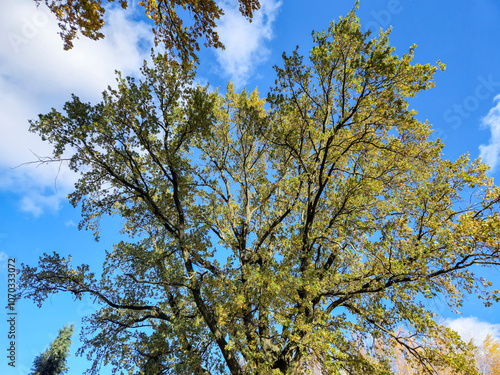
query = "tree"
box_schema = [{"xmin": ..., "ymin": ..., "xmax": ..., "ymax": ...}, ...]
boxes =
[
  {"xmin": 382, "ymin": 326, "xmax": 476, "ymax": 375},
  {"xmin": 34, "ymin": 0, "xmax": 260, "ymax": 64},
  {"xmin": 476, "ymin": 334, "xmax": 500, "ymax": 375},
  {"xmin": 389, "ymin": 330, "xmax": 500, "ymax": 375},
  {"xmin": 20, "ymin": 9, "xmax": 500, "ymax": 375},
  {"xmin": 30, "ymin": 324, "xmax": 74, "ymax": 375}
]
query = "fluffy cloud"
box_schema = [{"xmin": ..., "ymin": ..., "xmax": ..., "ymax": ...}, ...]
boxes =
[
  {"xmin": 479, "ymin": 95, "xmax": 500, "ymax": 173},
  {"xmin": 0, "ymin": 0, "xmax": 153, "ymax": 216},
  {"xmin": 214, "ymin": 0, "xmax": 281, "ymax": 88},
  {"xmin": 446, "ymin": 316, "xmax": 500, "ymax": 346}
]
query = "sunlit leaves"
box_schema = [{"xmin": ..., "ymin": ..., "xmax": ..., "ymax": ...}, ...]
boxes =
[
  {"xmin": 477, "ymin": 334, "xmax": 500, "ymax": 375},
  {"xmin": 20, "ymin": 9, "xmax": 500, "ymax": 375}
]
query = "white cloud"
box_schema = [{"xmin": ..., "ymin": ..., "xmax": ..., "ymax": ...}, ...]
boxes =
[
  {"xmin": 65, "ymin": 220, "xmax": 77, "ymax": 227},
  {"xmin": 0, "ymin": 251, "xmax": 7, "ymax": 272},
  {"xmin": 446, "ymin": 316, "xmax": 500, "ymax": 346},
  {"xmin": 479, "ymin": 94, "xmax": 500, "ymax": 173},
  {"xmin": 0, "ymin": 0, "xmax": 280, "ymax": 216},
  {"xmin": 214, "ymin": 0, "xmax": 281, "ymax": 88},
  {"xmin": 0, "ymin": 0, "xmax": 153, "ymax": 216},
  {"xmin": 20, "ymin": 190, "xmax": 63, "ymax": 217}
]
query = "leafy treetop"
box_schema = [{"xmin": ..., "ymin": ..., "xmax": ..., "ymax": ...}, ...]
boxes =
[{"xmin": 20, "ymin": 9, "xmax": 500, "ymax": 375}]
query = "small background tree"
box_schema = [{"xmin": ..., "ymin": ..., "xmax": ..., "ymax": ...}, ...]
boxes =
[
  {"xmin": 475, "ymin": 334, "xmax": 500, "ymax": 375},
  {"xmin": 389, "ymin": 329, "xmax": 500, "ymax": 375},
  {"xmin": 30, "ymin": 324, "xmax": 74, "ymax": 375}
]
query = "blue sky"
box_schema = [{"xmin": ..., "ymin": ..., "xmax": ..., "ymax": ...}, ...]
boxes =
[{"xmin": 1, "ymin": 0, "xmax": 500, "ymax": 373}]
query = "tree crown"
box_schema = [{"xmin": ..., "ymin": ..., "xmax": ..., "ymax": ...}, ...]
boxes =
[{"xmin": 21, "ymin": 9, "xmax": 500, "ymax": 375}]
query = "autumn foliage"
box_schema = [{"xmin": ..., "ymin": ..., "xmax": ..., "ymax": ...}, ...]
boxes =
[
  {"xmin": 20, "ymin": 8, "xmax": 500, "ymax": 375},
  {"xmin": 34, "ymin": 0, "xmax": 260, "ymax": 64},
  {"xmin": 389, "ymin": 331, "xmax": 500, "ymax": 375}
]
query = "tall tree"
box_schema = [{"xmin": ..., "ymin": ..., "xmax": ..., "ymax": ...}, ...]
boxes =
[
  {"xmin": 34, "ymin": 0, "xmax": 260, "ymax": 64},
  {"xmin": 20, "ymin": 9, "xmax": 500, "ymax": 375},
  {"xmin": 476, "ymin": 334, "xmax": 500, "ymax": 375},
  {"xmin": 30, "ymin": 324, "xmax": 74, "ymax": 375}
]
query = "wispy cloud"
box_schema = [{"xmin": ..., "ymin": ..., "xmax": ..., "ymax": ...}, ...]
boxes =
[
  {"xmin": 446, "ymin": 316, "xmax": 500, "ymax": 346},
  {"xmin": 0, "ymin": 0, "xmax": 153, "ymax": 216},
  {"xmin": 65, "ymin": 220, "xmax": 77, "ymax": 227},
  {"xmin": 214, "ymin": 0, "xmax": 281, "ymax": 88},
  {"xmin": 479, "ymin": 94, "xmax": 500, "ymax": 173},
  {"xmin": 20, "ymin": 190, "xmax": 62, "ymax": 218},
  {"xmin": 0, "ymin": 251, "xmax": 8, "ymax": 272}
]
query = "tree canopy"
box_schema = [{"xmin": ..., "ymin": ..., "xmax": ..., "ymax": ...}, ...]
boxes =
[
  {"xmin": 34, "ymin": 0, "xmax": 260, "ymax": 64},
  {"xmin": 29, "ymin": 324, "xmax": 74, "ymax": 375},
  {"xmin": 20, "ymin": 10, "xmax": 500, "ymax": 375}
]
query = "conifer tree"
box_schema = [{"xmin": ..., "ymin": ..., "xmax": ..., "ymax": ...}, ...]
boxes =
[{"xmin": 30, "ymin": 324, "xmax": 74, "ymax": 375}]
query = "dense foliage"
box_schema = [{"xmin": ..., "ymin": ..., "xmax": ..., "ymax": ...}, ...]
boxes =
[
  {"xmin": 20, "ymin": 10, "xmax": 500, "ymax": 375},
  {"xmin": 29, "ymin": 324, "xmax": 74, "ymax": 375}
]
